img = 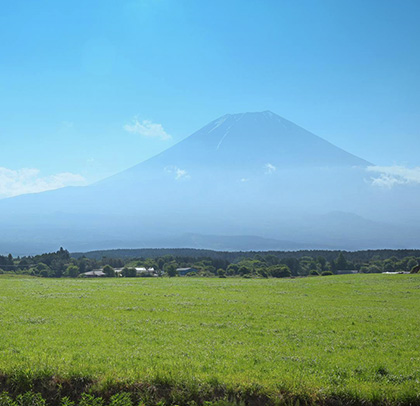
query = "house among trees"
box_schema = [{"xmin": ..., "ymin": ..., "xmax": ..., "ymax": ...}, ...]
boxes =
[
  {"xmin": 114, "ymin": 267, "xmax": 157, "ymax": 277},
  {"xmin": 135, "ymin": 267, "xmax": 156, "ymax": 276},
  {"xmin": 80, "ymin": 270, "xmax": 106, "ymax": 277},
  {"xmin": 176, "ymin": 267, "xmax": 198, "ymax": 276}
]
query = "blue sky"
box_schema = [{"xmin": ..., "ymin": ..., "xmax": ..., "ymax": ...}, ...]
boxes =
[{"xmin": 0, "ymin": 0, "xmax": 419, "ymax": 196}]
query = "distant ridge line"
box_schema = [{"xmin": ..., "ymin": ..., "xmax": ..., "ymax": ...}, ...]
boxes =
[{"xmin": 71, "ymin": 248, "xmax": 420, "ymax": 262}]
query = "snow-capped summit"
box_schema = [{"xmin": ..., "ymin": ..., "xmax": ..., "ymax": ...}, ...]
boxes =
[{"xmin": 122, "ymin": 111, "xmax": 370, "ymax": 174}]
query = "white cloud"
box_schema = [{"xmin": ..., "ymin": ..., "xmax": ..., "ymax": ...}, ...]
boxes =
[
  {"xmin": 164, "ymin": 166, "xmax": 190, "ymax": 181},
  {"xmin": 367, "ymin": 165, "xmax": 420, "ymax": 188},
  {"xmin": 124, "ymin": 117, "xmax": 171, "ymax": 140},
  {"xmin": 175, "ymin": 168, "xmax": 188, "ymax": 180},
  {"xmin": 0, "ymin": 167, "xmax": 86, "ymax": 199},
  {"xmin": 264, "ymin": 163, "xmax": 276, "ymax": 174}
]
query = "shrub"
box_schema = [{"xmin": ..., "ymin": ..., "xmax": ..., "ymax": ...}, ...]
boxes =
[
  {"xmin": 410, "ymin": 265, "xmax": 420, "ymax": 274},
  {"xmin": 226, "ymin": 264, "xmax": 239, "ymax": 276},
  {"xmin": 269, "ymin": 265, "xmax": 291, "ymax": 278},
  {"xmin": 60, "ymin": 398, "xmax": 74, "ymax": 406},
  {"xmin": 109, "ymin": 393, "xmax": 132, "ymax": 406},
  {"xmin": 321, "ymin": 271, "xmax": 333, "ymax": 276},
  {"xmin": 0, "ymin": 393, "xmax": 16, "ymax": 406},
  {"xmin": 16, "ymin": 393, "xmax": 46, "ymax": 406},
  {"xmin": 309, "ymin": 269, "xmax": 320, "ymax": 276},
  {"xmin": 102, "ymin": 265, "xmax": 115, "ymax": 277},
  {"xmin": 258, "ymin": 269, "xmax": 269, "ymax": 278},
  {"xmin": 65, "ymin": 265, "xmax": 80, "ymax": 278},
  {"xmin": 217, "ymin": 269, "xmax": 226, "ymax": 278},
  {"xmin": 79, "ymin": 394, "xmax": 104, "ymax": 406},
  {"xmin": 239, "ymin": 266, "xmax": 251, "ymax": 276},
  {"xmin": 406, "ymin": 258, "xmax": 418, "ymax": 271},
  {"xmin": 368, "ymin": 264, "xmax": 382, "ymax": 273}
]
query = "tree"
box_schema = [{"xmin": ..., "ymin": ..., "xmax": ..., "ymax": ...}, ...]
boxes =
[
  {"xmin": 121, "ymin": 267, "xmax": 136, "ymax": 277},
  {"xmin": 40, "ymin": 268, "xmax": 54, "ymax": 277},
  {"xmin": 335, "ymin": 252, "xmax": 348, "ymax": 271},
  {"xmin": 239, "ymin": 265, "xmax": 251, "ymax": 276},
  {"xmin": 226, "ymin": 264, "xmax": 239, "ymax": 276},
  {"xmin": 410, "ymin": 265, "xmax": 420, "ymax": 274},
  {"xmin": 264, "ymin": 255, "xmax": 279, "ymax": 266},
  {"xmin": 103, "ymin": 265, "xmax": 115, "ymax": 277},
  {"xmin": 383, "ymin": 260, "xmax": 395, "ymax": 273},
  {"xmin": 217, "ymin": 268, "xmax": 226, "ymax": 278},
  {"xmin": 78, "ymin": 258, "xmax": 87, "ymax": 274},
  {"xmin": 259, "ymin": 269, "xmax": 269, "ymax": 278},
  {"xmin": 157, "ymin": 258, "xmax": 165, "ymax": 271},
  {"xmin": 64, "ymin": 265, "xmax": 80, "ymax": 278},
  {"xmin": 317, "ymin": 256, "xmax": 327, "ymax": 272},
  {"xmin": 282, "ymin": 258, "xmax": 300, "ymax": 276},
  {"xmin": 269, "ymin": 265, "xmax": 291, "ymax": 278},
  {"xmin": 383, "ymin": 258, "xmax": 398, "ymax": 272},
  {"xmin": 359, "ymin": 265, "xmax": 369, "ymax": 273},
  {"xmin": 36, "ymin": 263, "xmax": 50, "ymax": 272},
  {"xmin": 368, "ymin": 264, "xmax": 382, "ymax": 273},
  {"xmin": 165, "ymin": 263, "xmax": 178, "ymax": 277},
  {"xmin": 406, "ymin": 258, "xmax": 418, "ymax": 271},
  {"xmin": 206, "ymin": 265, "xmax": 216, "ymax": 275}
]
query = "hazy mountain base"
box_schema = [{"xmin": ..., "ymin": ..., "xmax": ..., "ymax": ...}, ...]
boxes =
[{"xmin": 1, "ymin": 167, "xmax": 418, "ymax": 255}]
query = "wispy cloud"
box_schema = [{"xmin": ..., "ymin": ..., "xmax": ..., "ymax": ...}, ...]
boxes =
[
  {"xmin": 164, "ymin": 166, "xmax": 190, "ymax": 181},
  {"xmin": 61, "ymin": 121, "xmax": 74, "ymax": 130},
  {"xmin": 265, "ymin": 163, "xmax": 276, "ymax": 174},
  {"xmin": 0, "ymin": 167, "xmax": 86, "ymax": 199},
  {"xmin": 124, "ymin": 117, "xmax": 171, "ymax": 140},
  {"xmin": 367, "ymin": 165, "xmax": 420, "ymax": 188},
  {"xmin": 175, "ymin": 168, "xmax": 189, "ymax": 180}
]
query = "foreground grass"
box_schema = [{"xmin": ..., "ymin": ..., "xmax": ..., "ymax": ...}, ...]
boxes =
[{"xmin": 0, "ymin": 275, "xmax": 419, "ymax": 405}]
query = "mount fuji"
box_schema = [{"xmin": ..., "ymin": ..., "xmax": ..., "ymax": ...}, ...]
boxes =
[{"xmin": 1, "ymin": 111, "xmax": 419, "ymax": 254}]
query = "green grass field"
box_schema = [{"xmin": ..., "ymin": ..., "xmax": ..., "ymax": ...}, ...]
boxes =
[{"xmin": 0, "ymin": 275, "xmax": 419, "ymax": 405}]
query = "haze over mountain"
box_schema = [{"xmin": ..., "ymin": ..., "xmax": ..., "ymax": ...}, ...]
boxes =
[{"xmin": 1, "ymin": 111, "xmax": 419, "ymax": 255}]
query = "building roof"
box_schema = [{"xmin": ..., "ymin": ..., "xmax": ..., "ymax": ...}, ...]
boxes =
[
  {"xmin": 81, "ymin": 270, "xmax": 106, "ymax": 277},
  {"xmin": 114, "ymin": 267, "xmax": 156, "ymax": 274}
]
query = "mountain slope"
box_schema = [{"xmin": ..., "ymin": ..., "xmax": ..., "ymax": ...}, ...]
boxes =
[
  {"xmin": 101, "ymin": 111, "xmax": 370, "ymax": 185},
  {"xmin": 140, "ymin": 111, "xmax": 371, "ymax": 167}
]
